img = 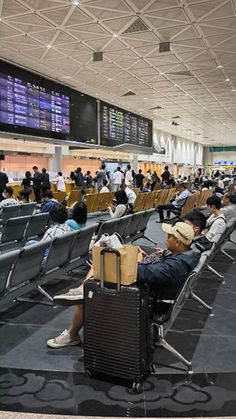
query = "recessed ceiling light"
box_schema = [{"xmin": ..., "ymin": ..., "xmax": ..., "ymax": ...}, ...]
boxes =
[
  {"xmin": 217, "ymin": 65, "xmax": 222, "ymax": 69},
  {"xmin": 160, "ymin": 72, "xmax": 163, "ymax": 75},
  {"xmin": 95, "ymin": 93, "xmax": 98, "ymax": 96},
  {"xmin": 225, "ymin": 78, "xmax": 230, "ymax": 82},
  {"xmin": 108, "ymin": 78, "xmax": 112, "ymax": 81},
  {"xmin": 112, "ymin": 33, "xmax": 119, "ymax": 38},
  {"xmin": 232, "ymin": 89, "xmax": 236, "ymax": 92},
  {"xmin": 46, "ymin": 44, "xmax": 52, "ymax": 48},
  {"xmin": 144, "ymin": 97, "xmax": 147, "ymax": 100},
  {"xmin": 71, "ymin": 0, "xmax": 80, "ymax": 5}
]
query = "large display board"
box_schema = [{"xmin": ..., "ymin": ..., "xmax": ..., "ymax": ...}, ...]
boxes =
[
  {"xmin": 0, "ymin": 60, "xmax": 97, "ymax": 143},
  {"xmin": 0, "ymin": 73, "xmax": 70, "ymax": 133},
  {"xmin": 100, "ymin": 102, "xmax": 152, "ymax": 148}
]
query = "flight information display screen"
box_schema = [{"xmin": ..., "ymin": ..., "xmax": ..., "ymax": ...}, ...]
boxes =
[
  {"xmin": 0, "ymin": 73, "xmax": 70, "ymax": 134},
  {"xmin": 100, "ymin": 102, "xmax": 152, "ymax": 147},
  {"xmin": 0, "ymin": 60, "xmax": 98, "ymax": 143}
]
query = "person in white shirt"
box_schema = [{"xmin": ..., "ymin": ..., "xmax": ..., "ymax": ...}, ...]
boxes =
[
  {"xmin": 0, "ymin": 186, "xmax": 18, "ymax": 214},
  {"xmin": 204, "ymin": 195, "xmax": 226, "ymax": 242},
  {"xmin": 41, "ymin": 203, "xmax": 70, "ymax": 241},
  {"xmin": 107, "ymin": 190, "xmax": 128, "ymax": 219},
  {"xmin": 125, "ymin": 164, "xmax": 133, "ymax": 187},
  {"xmin": 112, "ymin": 167, "xmax": 124, "ymax": 191},
  {"xmin": 54, "ymin": 172, "xmax": 66, "ymax": 192},
  {"xmin": 221, "ymin": 193, "xmax": 236, "ymax": 222},
  {"xmin": 125, "ymin": 186, "xmax": 136, "ymax": 205},
  {"xmin": 100, "ymin": 179, "xmax": 110, "ymax": 193}
]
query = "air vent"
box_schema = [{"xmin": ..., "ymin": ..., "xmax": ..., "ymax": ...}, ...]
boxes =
[
  {"xmin": 123, "ymin": 18, "xmax": 149, "ymax": 34},
  {"xmin": 150, "ymin": 106, "xmax": 163, "ymax": 110},
  {"xmin": 168, "ymin": 70, "xmax": 193, "ymax": 77},
  {"xmin": 159, "ymin": 42, "xmax": 170, "ymax": 53},
  {"xmin": 93, "ymin": 52, "xmax": 103, "ymax": 62},
  {"xmin": 122, "ymin": 91, "xmax": 136, "ymax": 97}
]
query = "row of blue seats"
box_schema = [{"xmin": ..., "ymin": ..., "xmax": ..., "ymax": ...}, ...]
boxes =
[
  {"xmin": 0, "ymin": 209, "xmax": 156, "ymax": 308},
  {"xmin": 0, "ymin": 202, "xmax": 36, "ymax": 224}
]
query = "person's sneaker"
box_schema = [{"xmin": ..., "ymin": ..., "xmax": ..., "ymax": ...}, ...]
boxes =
[
  {"xmin": 47, "ymin": 329, "xmax": 80, "ymax": 349},
  {"xmin": 54, "ymin": 286, "xmax": 84, "ymax": 306}
]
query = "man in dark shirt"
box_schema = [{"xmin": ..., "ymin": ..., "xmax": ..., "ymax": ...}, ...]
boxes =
[
  {"xmin": 137, "ymin": 222, "xmax": 200, "ymax": 301},
  {"xmin": 135, "ymin": 169, "xmax": 145, "ymax": 190},
  {"xmin": 0, "ymin": 170, "xmax": 9, "ymax": 202},
  {"xmin": 74, "ymin": 167, "xmax": 85, "ymax": 189},
  {"xmin": 41, "ymin": 168, "xmax": 51, "ymax": 195},
  {"xmin": 47, "ymin": 222, "xmax": 200, "ymax": 348},
  {"xmin": 32, "ymin": 166, "xmax": 42, "ymax": 203},
  {"xmin": 161, "ymin": 165, "xmax": 171, "ymax": 183}
]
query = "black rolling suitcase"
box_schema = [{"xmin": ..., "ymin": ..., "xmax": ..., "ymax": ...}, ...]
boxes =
[{"xmin": 84, "ymin": 248, "xmax": 152, "ymax": 390}]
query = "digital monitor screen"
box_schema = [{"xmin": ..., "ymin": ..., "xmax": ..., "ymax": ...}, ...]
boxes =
[
  {"xmin": 0, "ymin": 60, "xmax": 97, "ymax": 143},
  {"xmin": 100, "ymin": 102, "xmax": 152, "ymax": 148},
  {"xmin": 0, "ymin": 73, "xmax": 70, "ymax": 134}
]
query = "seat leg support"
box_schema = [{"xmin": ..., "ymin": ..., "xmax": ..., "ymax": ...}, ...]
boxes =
[
  {"xmin": 190, "ymin": 291, "xmax": 212, "ymax": 311},
  {"xmin": 159, "ymin": 337, "xmax": 192, "ymax": 368},
  {"xmin": 37, "ymin": 285, "xmax": 54, "ymax": 302},
  {"xmin": 221, "ymin": 249, "xmax": 235, "ymax": 261},
  {"xmin": 207, "ymin": 264, "xmax": 224, "ymax": 279}
]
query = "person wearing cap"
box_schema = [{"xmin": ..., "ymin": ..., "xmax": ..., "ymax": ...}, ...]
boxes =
[
  {"xmin": 156, "ymin": 182, "xmax": 191, "ymax": 223},
  {"xmin": 46, "ymin": 221, "xmax": 199, "ymax": 349},
  {"xmin": 136, "ymin": 222, "xmax": 200, "ymax": 303}
]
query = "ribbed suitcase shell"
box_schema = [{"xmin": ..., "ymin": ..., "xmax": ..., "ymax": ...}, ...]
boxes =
[{"xmin": 84, "ymin": 279, "xmax": 151, "ymax": 384}]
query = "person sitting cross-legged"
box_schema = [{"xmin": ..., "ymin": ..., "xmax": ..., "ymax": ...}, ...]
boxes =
[
  {"xmin": 156, "ymin": 182, "xmax": 191, "ymax": 223},
  {"xmin": 47, "ymin": 222, "xmax": 199, "ymax": 349}
]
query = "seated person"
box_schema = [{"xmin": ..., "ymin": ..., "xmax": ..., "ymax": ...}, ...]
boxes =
[
  {"xmin": 156, "ymin": 182, "xmax": 190, "ymax": 222},
  {"xmin": 100, "ymin": 179, "xmax": 110, "ymax": 193},
  {"xmin": 203, "ymin": 195, "xmax": 226, "ymax": 242},
  {"xmin": 17, "ymin": 190, "xmax": 28, "ymax": 204},
  {"xmin": 0, "ymin": 186, "xmax": 18, "ymax": 214},
  {"xmin": 47, "ymin": 222, "xmax": 200, "ymax": 348},
  {"xmin": 125, "ymin": 185, "xmax": 136, "ymax": 205},
  {"xmin": 107, "ymin": 190, "xmax": 128, "ymax": 219},
  {"xmin": 41, "ymin": 190, "xmax": 58, "ymax": 213},
  {"xmin": 143, "ymin": 210, "xmax": 210, "ymax": 264},
  {"xmin": 221, "ymin": 193, "xmax": 236, "ymax": 221},
  {"xmin": 65, "ymin": 202, "xmax": 87, "ymax": 231},
  {"xmin": 41, "ymin": 203, "xmax": 70, "ymax": 241}
]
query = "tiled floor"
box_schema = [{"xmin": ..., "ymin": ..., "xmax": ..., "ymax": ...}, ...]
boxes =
[{"xmin": 1, "ymin": 215, "xmax": 236, "ymax": 417}]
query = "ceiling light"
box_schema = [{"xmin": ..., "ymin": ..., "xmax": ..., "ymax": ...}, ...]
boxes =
[
  {"xmin": 108, "ymin": 78, "xmax": 112, "ymax": 81},
  {"xmin": 46, "ymin": 44, "xmax": 52, "ymax": 48},
  {"xmin": 62, "ymin": 75, "xmax": 72, "ymax": 79},
  {"xmin": 225, "ymin": 78, "xmax": 230, "ymax": 82},
  {"xmin": 217, "ymin": 65, "xmax": 222, "ymax": 69},
  {"xmin": 81, "ymin": 94, "xmax": 84, "ymax": 96},
  {"xmin": 95, "ymin": 93, "xmax": 98, "ymax": 96},
  {"xmin": 144, "ymin": 97, "xmax": 147, "ymax": 100},
  {"xmin": 232, "ymin": 89, "xmax": 236, "ymax": 92},
  {"xmin": 112, "ymin": 33, "xmax": 119, "ymax": 38},
  {"xmin": 71, "ymin": 0, "xmax": 80, "ymax": 5}
]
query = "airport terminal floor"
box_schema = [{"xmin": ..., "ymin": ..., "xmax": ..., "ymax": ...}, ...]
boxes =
[{"xmin": 1, "ymin": 213, "xmax": 236, "ymax": 418}]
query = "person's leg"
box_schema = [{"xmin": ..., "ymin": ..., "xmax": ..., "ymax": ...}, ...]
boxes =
[
  {"xmin": 156, "ymin": 204, "xmax": 175, "ymax": 222},
  {"xmin": 69, "ymin": 304, "xmax": 83, "ymax": 338}
]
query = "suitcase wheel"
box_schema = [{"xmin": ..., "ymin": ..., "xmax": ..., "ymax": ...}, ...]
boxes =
[
  {"xmin": 132, "ymin": 381, "xmax": 142, "ymax": 393},
  {"xmin": 150, "ymin": 362, "xmax": 157, "ymax": 374},
  {"xmin": 85, "ymin": 369, "xmax": 93, "ymax": 378}
]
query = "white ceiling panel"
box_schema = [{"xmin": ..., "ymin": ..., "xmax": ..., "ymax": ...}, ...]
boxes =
[{"xmin": 0, "ymin": 0, "xmax": 235, "ymax": 145}]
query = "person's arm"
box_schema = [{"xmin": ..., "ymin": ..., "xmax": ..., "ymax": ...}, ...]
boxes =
[
  {"xmin": 205, "ymin": 218, "xmax": 226, "ymax": 242},
  {"xmin": 137, "ymin": 258, "xmax": 171, "ymax": 286}
]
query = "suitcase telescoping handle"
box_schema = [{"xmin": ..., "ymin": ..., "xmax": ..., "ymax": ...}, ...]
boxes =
[{"xmin": 100, "ymin": 247, "xmax": 121, "ymax": 291}]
